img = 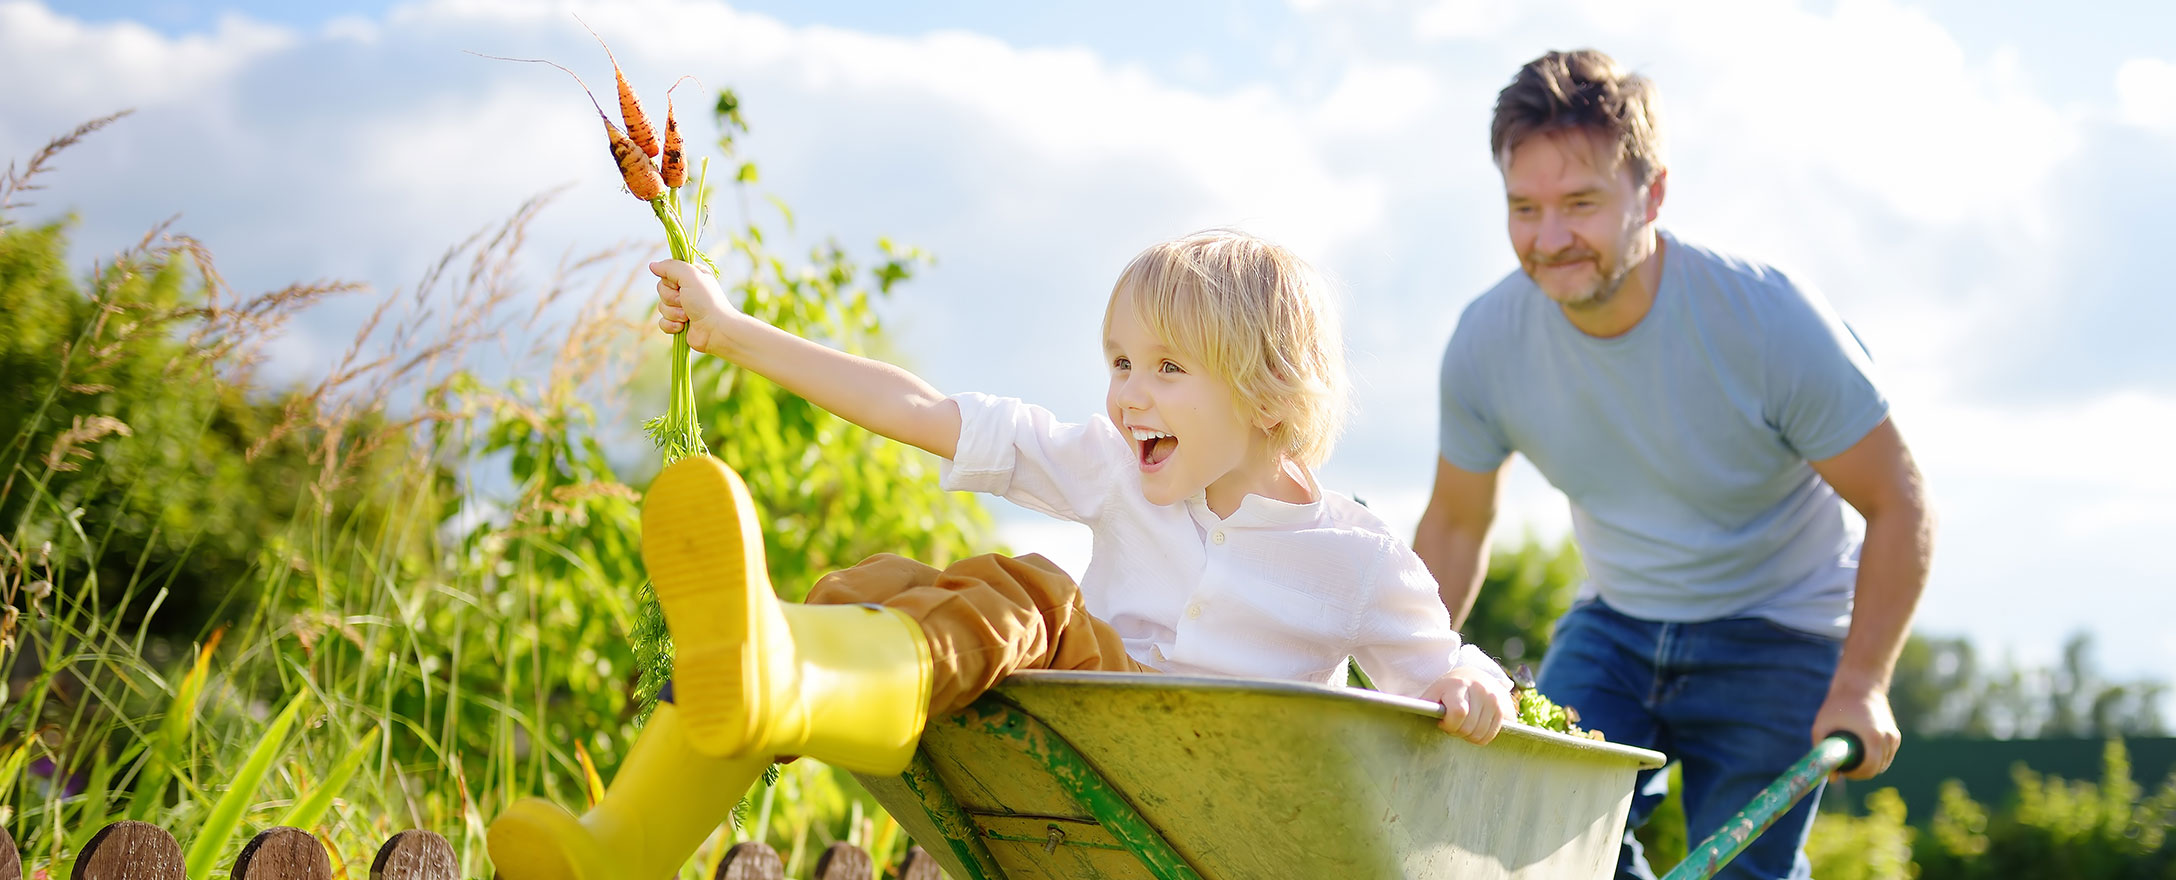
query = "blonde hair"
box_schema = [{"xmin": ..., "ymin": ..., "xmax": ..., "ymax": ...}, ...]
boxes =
[
  {"xmin": 1491, "ymin": 49, "xmax": 1665, "ymax": 185},
  {"xmin": 1102, "ymin": 229, "xmax": 1348, "ymax": 467}
]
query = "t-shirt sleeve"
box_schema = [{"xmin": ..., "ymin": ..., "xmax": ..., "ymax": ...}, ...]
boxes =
[
  {"xmin": 940, "ymin": 391, "xmax": 1124, "ymax": 524},
  {"xmin": 1763, "ymin": 278, "xmax": 1891, "ymax": 462},
  {"xmin": 1437, "ymin": 327, "xmax": 1513, "ymax": 473},
  {"xmin": 1348, "ymin": 540, "xmax": 1512, "ymax": 700}
]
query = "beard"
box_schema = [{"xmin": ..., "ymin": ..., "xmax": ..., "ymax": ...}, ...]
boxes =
[{"xmin": 1523, "ymin": 243, "xmax": 1635, "ymax": 308}]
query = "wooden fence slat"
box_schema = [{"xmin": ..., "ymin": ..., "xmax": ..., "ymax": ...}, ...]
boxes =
[
  {"xmin": 231, "ymin": 827, "xmax": 331, "ymax": 880},
  {"xmin": 368, "ymin": 830, "xmax": 455, "ymax": 880},
  {"xmin": 0, "ymin": 822, "xmax": 21, "ymax": 880},
  {"xmin": 894, "ymin": 845, "xmax": 941, "ymax": 880},
  {"xmin": 71, "ymin": 821, "xmax": 185, "ymax": 880},
  {"xmin": 811, "ymin": 842, "xmax": 870, "ymax": 880},
  {"xmin": 714, "ymin": 841, "xmax": 783, "ymax": 880}
]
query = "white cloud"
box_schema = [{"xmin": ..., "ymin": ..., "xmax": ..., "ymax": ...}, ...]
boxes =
[
  {"xmin": 0, "ymin": 2, "xmax": 293, "ymax": 111},
  {"xmin": 1917, "ymin": 390, "xmax": 2176, "ymax": 494},
  {"xmin": 1313, "ymin": 63, "xmax": 1441, "ymax": 136},
  {"xmin": 2116, "ymin": 57, "xmax": 2176, "ymax": 132},
  {"xmin": 1413, "ymin": 0, "xmax": 1516, "ymax": 42}
]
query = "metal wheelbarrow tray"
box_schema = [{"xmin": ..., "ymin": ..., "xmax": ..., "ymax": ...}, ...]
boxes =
[{"xmin": 856, "ymin": 670, "xmax": 1667, "ymax": 880}]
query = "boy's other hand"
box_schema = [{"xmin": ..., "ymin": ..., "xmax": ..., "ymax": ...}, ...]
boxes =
[
  {"xmin": 1424, "ymin": 667, "xmax": 1512, "ymax": 745},
  {"xmin": 652, "ymin": 259, "xmax": 739, "ymax": 355}
]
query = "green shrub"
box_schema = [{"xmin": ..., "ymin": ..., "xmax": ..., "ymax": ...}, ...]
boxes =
[
  {"xmin": 1911, "ymin": 740, "xmax": 2175, "ymax": 880},
  {"xmin": 1808, "ymin": 787, "xmax": 1916, "ymax": 880}
]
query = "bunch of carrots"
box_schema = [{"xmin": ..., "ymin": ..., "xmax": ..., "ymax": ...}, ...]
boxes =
[{"xmin": 486, "ymin": 24, "xmax": 713, "ymax": 463}]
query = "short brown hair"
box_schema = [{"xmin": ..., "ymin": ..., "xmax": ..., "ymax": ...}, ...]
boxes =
[{"xmin": 1491, "ymin": 49, "xmax": 1663, "ymax": 184}]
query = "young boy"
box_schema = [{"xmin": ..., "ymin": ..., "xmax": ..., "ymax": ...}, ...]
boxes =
[{"xmin": 487, "ymin": 229, "xmax": 1513, "ymax": 880}]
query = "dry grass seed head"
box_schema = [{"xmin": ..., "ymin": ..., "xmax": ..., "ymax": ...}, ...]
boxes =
[
  {"xmin": 0, "ymin": 110, "xmax": 133, "ymax": 230},
  {"xmin": 43, "ymin": 415, "xmax": 134, "ymax": 472}
]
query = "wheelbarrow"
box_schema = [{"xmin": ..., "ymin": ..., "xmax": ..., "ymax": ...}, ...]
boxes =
[{"xmin": 854, "ymin": 670, "xmax": 1864, "ymax": 880}]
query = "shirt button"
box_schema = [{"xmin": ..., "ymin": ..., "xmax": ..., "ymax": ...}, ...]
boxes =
[
  {"xmin": 1185, "ymin": 603, "xmax": 1203, "ymax": 619},
  {"xmin": 1210, "ymin": 530, "xmax": 1226, "ymax": 545}
]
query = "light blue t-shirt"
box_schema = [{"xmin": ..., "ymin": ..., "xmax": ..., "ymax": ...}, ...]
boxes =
[{"xmin": 1438, "ymin": 230, "xmax": 1888, "ymax": 637}]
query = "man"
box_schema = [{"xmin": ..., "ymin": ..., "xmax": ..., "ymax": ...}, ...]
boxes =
[{"xmin": 1414, "ymin": 49, "xmax": 1935, "ymax": 880}]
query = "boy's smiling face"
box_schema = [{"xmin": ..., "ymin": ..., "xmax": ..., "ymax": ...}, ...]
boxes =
[{"xmin": 1103, "ymin": 287, "xmax": 1279, "ymax": 515}]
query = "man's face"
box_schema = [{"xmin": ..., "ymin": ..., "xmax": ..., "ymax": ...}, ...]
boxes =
[{"xmin": 1502, "ymin": 130, "xmax": 1661, "ymax": 308}]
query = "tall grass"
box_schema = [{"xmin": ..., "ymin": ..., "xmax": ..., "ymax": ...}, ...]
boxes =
[{"xmin": 0, "ymin": 120, "xmax": 926, "ymax": 878}]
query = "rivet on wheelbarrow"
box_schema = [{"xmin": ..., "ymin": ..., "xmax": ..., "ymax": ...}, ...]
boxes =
[{"xmin": 1043, "ymin": 824, "xmax": 1066, "ymax": 854}]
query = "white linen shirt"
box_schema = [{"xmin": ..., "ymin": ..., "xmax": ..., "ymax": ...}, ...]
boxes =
[{"xmin": 940, "ymin": 391, "xmax": 1509, "ymax": 700}]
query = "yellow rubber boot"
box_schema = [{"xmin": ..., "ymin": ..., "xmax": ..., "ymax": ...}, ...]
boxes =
[
  {"xmin": 485, "ymin": 702, "xmax": 769, "ymax": 880},
  {"xmin": 641, "ymin": 455, "xmax": 933, "ymax": 773}
]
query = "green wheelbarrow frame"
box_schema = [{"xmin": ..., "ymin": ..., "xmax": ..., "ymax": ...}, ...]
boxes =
[{"xmin": 855, "ymin": 671, "xmax": 1670, "ymax": 880}]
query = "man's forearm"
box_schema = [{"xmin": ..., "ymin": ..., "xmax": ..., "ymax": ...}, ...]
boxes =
[
  {"xmin": 1832, "ymin": 503, "xmax": 1935, "ymax": 696},
  {"xmin": 1416, "ymin": 521, "xmax": 1492, "ymax": 630}
]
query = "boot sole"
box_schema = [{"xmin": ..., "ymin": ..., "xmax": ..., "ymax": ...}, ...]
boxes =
[{"xmin": 642, "ymin": 455, "xmax": 778, "ymax": 757}]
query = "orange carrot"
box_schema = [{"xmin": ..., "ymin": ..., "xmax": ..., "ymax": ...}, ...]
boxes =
[
  {"xmin": 467, "ymin": 51, "xmax": 665, "ymax": 203},
  {"xmin": 607, "ymin": 118, "xmax": 665, "ymax": 201},
  {"xmin": 661, "ymin": 78, "xmax": 691, "ymax": 189},
  {"xmin": 577, "ymin": 15, "xmax": 658, "ymax": 158}
]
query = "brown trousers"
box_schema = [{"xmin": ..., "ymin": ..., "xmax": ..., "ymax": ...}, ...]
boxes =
[{"xmin": 806, "ymin": 553, "xmax": 1148, "ymax": 716}]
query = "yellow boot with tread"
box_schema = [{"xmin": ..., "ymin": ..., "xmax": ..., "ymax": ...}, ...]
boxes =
[{"xmin": 641, "ymin": 454, "xmax": 932, "ymax": 772}]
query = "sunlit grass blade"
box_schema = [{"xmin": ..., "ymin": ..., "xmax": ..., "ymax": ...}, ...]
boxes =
[
  {"xmin": 184, "ymin": 689, "xmax": 311, "ymax": 880},
  {"xmin": 278, "ymin": 725, "xmax": 383, "ymax": 832},
  {"xmin": 574, "ymin": 740, "xmax": 606, "ymax": 809},
  {"xmin": 0, "ymin": 744, "xmax": 27, "ymax": 802},
  {"xmin": 129, "ymin": 627, "xmax": 225, "ymax": 822}
]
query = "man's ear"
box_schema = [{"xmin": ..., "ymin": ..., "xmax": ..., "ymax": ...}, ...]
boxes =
[{"xmin": 1643, "ymin": 167, "xmax": 1668, "ymax": 223}]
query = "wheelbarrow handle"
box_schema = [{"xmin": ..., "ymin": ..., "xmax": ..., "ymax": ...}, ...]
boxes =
[{"xmin": 1658, "ymin": 731, "xmax": 1866, "ymax": 880}]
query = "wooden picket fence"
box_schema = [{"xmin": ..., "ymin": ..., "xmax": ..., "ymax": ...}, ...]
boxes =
[{"xmin": 0, "ymin": 822, "xmax": 943, "ymax": 880}]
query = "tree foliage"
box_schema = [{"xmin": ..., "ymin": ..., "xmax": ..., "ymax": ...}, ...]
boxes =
[
  {"xmin": 0, "ymin": 214, "xmax": 388, "ymax": 642},
  {"xmin": 1892, "ymin": 631, "xmax": 2165, "ymax": 739}
]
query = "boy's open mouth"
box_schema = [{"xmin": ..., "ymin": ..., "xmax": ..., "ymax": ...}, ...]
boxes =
[{"xmin": 1132, "ymin": 428, "xmax": 1177, "ymax": 467}]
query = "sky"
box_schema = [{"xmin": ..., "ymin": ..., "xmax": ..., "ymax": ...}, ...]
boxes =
[{"xmin": 7, "ymin": 0, "xmax": 2175, "ymax": 695}]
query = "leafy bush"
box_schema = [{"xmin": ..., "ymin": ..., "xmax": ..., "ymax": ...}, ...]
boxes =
[
  {"xmin": 1795, "ymin": 740, "xmax": 2176, "ymax": 880},
  {"xmin": 1807, "ymin": 788, "xmax": 1916, "ymax": 880},
  {"xmin": 1913, "ymin": 740, "xmax": 2176, "ymax": 880},
  {"xmin": 1, "ymin": 119, "xmax": 386, "ymax": 641}
]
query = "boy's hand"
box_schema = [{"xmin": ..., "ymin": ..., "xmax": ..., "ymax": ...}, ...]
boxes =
[
  {"xmin": 1423, "ymin": 667, "xmax": 1513, "ymax": 745},
  {"xmin": 652, "ymin": 259, "xmax": 743, "ymax": 355}
]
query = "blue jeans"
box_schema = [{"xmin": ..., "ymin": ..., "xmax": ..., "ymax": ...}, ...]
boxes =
[{"xmin": 1536, "ymin": 599, "xmax": 1842, "ymax": 880}]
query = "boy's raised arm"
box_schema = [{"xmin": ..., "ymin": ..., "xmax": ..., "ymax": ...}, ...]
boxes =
[{"xmin": 651, "ymin": 258, "xmax": 962, "ymax": 460}]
